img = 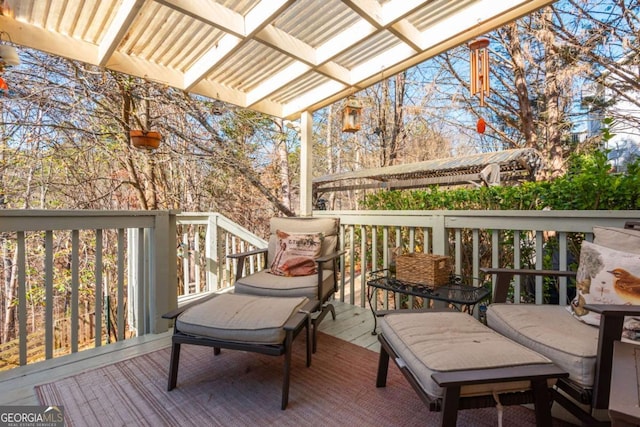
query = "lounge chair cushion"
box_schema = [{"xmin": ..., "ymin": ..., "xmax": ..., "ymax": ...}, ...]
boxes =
[
  {"xmin": 593, "ymin": 225, "xmax": 640, "ymax": 254},
  {"xmin": 381, "ymin": 311, "xmax": 553, "ymax": 399},
  {"xmin": 234, "ymin": 269, "xmax": 335, "ymax": 299},
  {"xmin": 176, "ymin": 294, "xmax": 308, "ymax": 345},
  {"xmin": 487, "ymin": 304, "xmax": 598, "ymax": 388}
]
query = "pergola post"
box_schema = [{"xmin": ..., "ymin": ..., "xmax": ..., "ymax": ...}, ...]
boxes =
[
  {"xmin": 300, "ymin": 110, "xmax": 313, "ymax": 216},
  {"xmin": 151, "ymin": 211, "xmax": 177, "ymax": 333}
]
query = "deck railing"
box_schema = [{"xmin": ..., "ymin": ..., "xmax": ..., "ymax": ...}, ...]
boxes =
[
  {"xmin": 315, "ymin": 210, "xmax": 639, "ymax": 307},
  {"xmin": 1, "ymin": 209, "xmax": 639, "ymax": 370},
  {"xmin": 175, "ymin": 213, "xmax": 266, "ymax": 299},
  {"xmin": 178, "ymin": 210, "xmax": 640, "ymax": 309},
  {"xmin": 0, "ymin": 210, "xmax": 177, "ymax": 369}
]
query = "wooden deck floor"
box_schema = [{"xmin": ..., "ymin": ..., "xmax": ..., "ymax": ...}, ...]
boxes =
[{"xmin": 0, "ymin": 301, "xmax": 378, "ymax": 406}]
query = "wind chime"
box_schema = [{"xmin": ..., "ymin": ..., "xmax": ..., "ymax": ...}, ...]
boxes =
[{"xmin": 469, "ymin": 37, "xmax": 490, "ymax": 134}]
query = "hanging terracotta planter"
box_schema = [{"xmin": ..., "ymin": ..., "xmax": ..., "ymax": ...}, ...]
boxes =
[{"xmin": 130, "ymin": 130, "xmax": 161, "ymax": 150}]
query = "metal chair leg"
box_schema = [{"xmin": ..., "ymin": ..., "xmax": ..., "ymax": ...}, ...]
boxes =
[
  {"xmin": 281, "ymin": 330, "xmax": 293, "ymax": 410},
  {"xmin": 167, "ymin": 342, "xmax": 181, "ymax": 391}
]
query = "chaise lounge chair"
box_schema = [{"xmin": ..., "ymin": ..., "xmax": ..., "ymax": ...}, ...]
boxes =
[
  {"xmin": 483, "ymin": 221, "xmax": 640, "ymax": 425},
  {"xmin": 229, "ymin": 216, "xmax": 342, "ymax": 352}
]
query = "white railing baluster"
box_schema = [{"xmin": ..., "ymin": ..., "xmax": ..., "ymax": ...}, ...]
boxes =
[
  {"xmin": 193, "ymin": 228, "xmax": 200, "ymax": 293},
  {"xmin": 423, "ymin": 227, "xmax": 431, "ymax": 254},
  {"xmin": 514, "ymin": 231, "xmax": 522, "ymax": 303},
  {"xmin": 141, "ymin": 228, "xmax": 150, "ymax": 335},
  {"xmin": 558, "ymin": 232, "xmax": 568, "ymax": 305},
  {"xmin": 454, "ymin": 228, "xmax": 462, "ymax": 275},
  {"xmin": 204, "ymin": 221, "xmax": 213, "ymax": 292},
  {"xmin": 45, "ymin": 230, "xmax": 54, "ymax": 358},
  {"xmin": 95, "ymin": 229, "xmax": 103, "ymax": 348},
  {"xmin": 371, "ymin": 225, "xmax": 378, "ymax": 272},
  {"xmin": 394, "ymin": 227, "xmax": 402, "ymax": 309},
  {"xmin": 382, "ymin": 226, "xmax": 389, "ymax": 310},
  {"xmin": 71, "ymin": 229, "xmax": 79, "ymax": 354},
  {"xmin": 472, "ymin": 228, "xmax": 480, "ymax": 280},
  {"xmin": 17, "ymin": 231, "xmax": 26, "ymax": 366},
  {"xmin": 182, "ymin": 232, "xmax": 189, "ymax": 295},
  {"xmin": 359, "ymin": 224, "xmax": 367, "ymax": 308},
  {"xmin": 407, "ymin": 227, "xmax": 416, "ymax": 308},
  {"xmin": 225, "ymin": 232, "xmax": 232, "ymax": 286},
  {"xmin": 491, "ymin": 230, "xmax": 500, "ymax": 288},
  {"xmin": 535, "ymin": 231, "xmax": 544, "ymax": 305},
  {"xmin": 117, "ymin": 228, "xmax": 125, "ymax": 341},
  {"xmin": 339, "ymin": 224, "xmax": 346, "ymax": 302},
  {"xmin": 138, "ymin": 228, "xmax": 147, "ymax": 335},
  {"xmin": 347, "ymin": 225, "xmax": 355, "ymax": 305}
]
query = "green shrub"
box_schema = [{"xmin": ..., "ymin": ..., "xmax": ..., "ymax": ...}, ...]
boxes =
[{"xmin": 364, "ymin": 151, "xmax": 640, "ymax": 211}]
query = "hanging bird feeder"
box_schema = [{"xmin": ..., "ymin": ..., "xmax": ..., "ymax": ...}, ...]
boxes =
[
  {"xmin": 469, "ymin": 37, "xmax": 490, "ymax": 107},
  {"xmin": 341, "ymin": 96, "xmax": 362, "ymax": 133},
  {"xmin": 211, "ymin": 100, "xmax": 224, "ymax": 115}
]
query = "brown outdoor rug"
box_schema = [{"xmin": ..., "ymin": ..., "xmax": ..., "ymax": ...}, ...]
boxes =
[{"xmin": 36, "ymin": 333, "xmax": 572, "ymax": 426}]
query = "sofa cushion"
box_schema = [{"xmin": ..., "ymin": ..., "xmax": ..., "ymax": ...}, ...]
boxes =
[
  {"xmin": 176, "ymin": 294, "xmax": 308, "ymax": 345},
  {"xmin": 381, "ymin": 311, "xmax": 552, "ymax": 399},
  {"xmin": 593, "ymin": 226, "xmax": 640, "ymax": 254},
  {"xmin": 235, "ymin": 268, "xmax": 334, "ymax": 299},
  {"xmin": 569, "ymin": 241, "xmax": 640, "ymax": 339},
  {"xmin": 488, "ymin": 304, "xmax": 598, "ymax": 387}
]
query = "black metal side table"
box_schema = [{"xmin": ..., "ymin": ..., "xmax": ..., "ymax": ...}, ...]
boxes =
[{"xmin": 366, "ymin": 269, "xmax": 491, "ymax": 334}]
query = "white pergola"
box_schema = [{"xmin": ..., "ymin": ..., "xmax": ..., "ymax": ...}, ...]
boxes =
[{"xmin": 1, "ymin": 0, "xmax": 555, "ymax": 214}]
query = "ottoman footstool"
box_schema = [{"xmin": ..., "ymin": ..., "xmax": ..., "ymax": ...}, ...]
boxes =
[
  {"xmin": 376, "ymin": 311, "xmax": 568, "ymax": 426},
  {"xmin": 162, "ymin": 293, "xmax": 317, "ymax": 410}
]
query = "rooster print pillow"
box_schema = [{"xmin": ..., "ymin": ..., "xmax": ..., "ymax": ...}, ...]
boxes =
[{"xmin": 569, "ymin": 241, "xmax": 640, "ymax": 339}]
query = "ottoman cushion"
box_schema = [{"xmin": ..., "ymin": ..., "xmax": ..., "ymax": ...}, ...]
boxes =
[
  {"xmin": 177, "ymin": 294, "xmax": 308, "ymax": 345},
  {"xmin": 381, "ymin": 311, "xmax": 553, "ymax": 399}
]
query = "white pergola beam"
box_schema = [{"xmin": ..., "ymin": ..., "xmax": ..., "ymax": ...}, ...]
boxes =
[
  {"xmin": 183, "ymin": 0, "xmax": 293, "ymax": 92},
  {"xmin": 282, "ymin": 80, "xmax": 348, "ymax": 118},
  {"xmin": 246, "ymin": 62, "xmax": 312, "ymax": 107},
  {"xmin": 98, "ymin": 0, "xmax": 144, "ymax": 67},
  {"xmin": 184, "ymin": 34, "xmax": 242, "ymax": 91},
  {"xmin": 257, "ymin": 25, "xmax": 317, "ymax": 65},
  {"xmin": 316, "ymin": 20, "xmax": 378, "ymax": 64},
  {"xmin": 1, "ymin": 16, "xmax": 97, "ymax": 65},
  {"xmin": 245, "ymin": 0, "xmax": 295, "ymax": 35}
]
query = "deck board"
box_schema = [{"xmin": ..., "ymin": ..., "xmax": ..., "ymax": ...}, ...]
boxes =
[{"xmin": 0, "ymin": 301, "xmax": 376, "ymax": 406}]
